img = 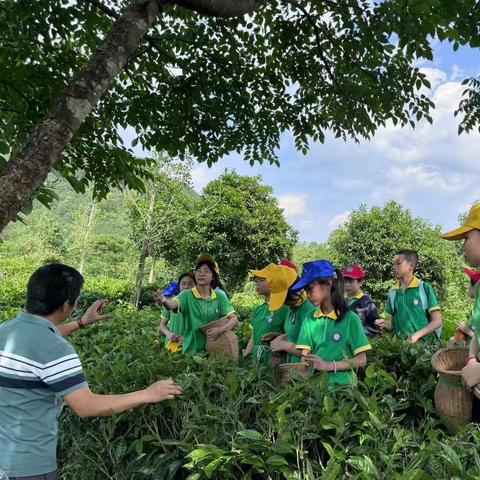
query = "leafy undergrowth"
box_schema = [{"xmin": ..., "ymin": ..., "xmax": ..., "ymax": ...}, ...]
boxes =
[{"xmin": 59, "ymin": 309, "xmax": 480, "ymax": 480}]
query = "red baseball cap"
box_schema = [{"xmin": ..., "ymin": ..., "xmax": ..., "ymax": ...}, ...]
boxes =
[
  {"xmin": 342, "ymin": 264, "xmax": 366, "ymax": 280},
  {"xmin": 464, "ymin": 268, "xmax": 480, "ymax": 285},
  {"xmin": 279, "ymin": 259, "xmax": 298, "ymax": 272}
]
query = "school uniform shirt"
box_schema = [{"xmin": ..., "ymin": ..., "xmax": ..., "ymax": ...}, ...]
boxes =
[
  {"xmin": 296, "ymin": 309, "xmax": 371, "ymax": 386},
  {"xmin": 0, "ymin": 312, "xmax": 88, "ymax": 478},
  {"xmin": 251, "ymin": 304, "xmax": 289, "ymax": 364},
  {"xmin": 472, "ymin": 282, "xmax": 480, "ymax": 349},
  {"xmin": 177, "ymin": 287, "xmax": 235, "ymax": 355},
  {"xmin": 161, "ymin": 303, "xmax": 185, "ymax": 346},
  {"xmin": 347, "ymin": 291, "xmax": 380, "ymax": 337},
  {"xmin": 284, "ymin": 299, "xmax": 317, "ymax": 364},
  {"xmin": 384, "ymin": 276, "xmax": 440, "ymax": 338}
]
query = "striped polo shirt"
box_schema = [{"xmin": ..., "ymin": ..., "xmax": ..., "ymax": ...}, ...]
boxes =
[{"xmin": 0, "ymin": 312, "xmax": 88, "ymax": 477}]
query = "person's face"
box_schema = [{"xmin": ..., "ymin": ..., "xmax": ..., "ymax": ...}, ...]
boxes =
[
  {"xmin": 195, "ymin": 264, "xmax": 214, "ymax": 287},
  {"xmin": 179, "ymin": 275, "xmax": 195, "ymax": 291},
  {"xmin": 255, "ymin": 277, "xmax": 270, "ymax": 296},
  {"xmin": 61, "ymin": 298, "xmax": 77, "ymax": 318},
  {"xmin": 392, "ymin": 255, "xmax": 413, "ymax": 279},
  {"xmin": 463, "ymin": 230, "xmax": 480, "ymax": 268},
  {"xmin": 305, "ymin": 280, "xmax": 331, "ymax": 306},
  {"xmin": 344, "ymin": 278, "xmax": 362, "ymax": 296}
]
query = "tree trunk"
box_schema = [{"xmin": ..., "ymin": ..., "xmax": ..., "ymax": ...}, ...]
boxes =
[
  {"xmin": 78, "ymin": 201, "xmax": 97, "ymax": 274},
  {"xmin": 0, "ymin": 0, "xmax": 265, "ymax": 234},
  {"xmin": 148, "ymin": 257, "xmax": 157, "ymax": 283},
  {"xmin": 0, "ymin": 0, "xmax": 162, "ymax": 233},
  {"xmin": 134, "ymin": 183, "xmax": 157, "ymax": 308}
]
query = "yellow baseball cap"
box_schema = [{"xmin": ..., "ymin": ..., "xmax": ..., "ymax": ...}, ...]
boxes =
[
  {"xmin": 196, "ymin": 253, "xmax": 220, "ymax": 275},
  {"xmin": 442, "ymin": 204, "xmax": 480, "ymax": 241},
  {"xmin": 248, "ymin": 264, "xmax": 298, "ymax": 312}
]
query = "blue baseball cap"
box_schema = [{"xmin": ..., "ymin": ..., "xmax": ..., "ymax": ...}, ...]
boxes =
[
  {"xmin": 163, "ymin": 281, "xmax": 180, "ymax": 297},
  {"xmin": 291, "ymin": 260, "xmax": 335, "ymax": 292}
]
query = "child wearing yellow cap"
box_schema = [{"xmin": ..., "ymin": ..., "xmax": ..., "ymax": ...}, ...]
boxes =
[
  {"xmin": 442, "ymin": 204, "xmax": 480, "ymax": 421},
  {"xmin": 243, "ymin": 264, "xmax": 293, "ymax": 364},
  {"xmin": 156, "ymin": 254, "xmax": 238, "ymax": 355},
  {"xmin": 293, "ymin": 260, "xmax": 372, "ymax": 386},
  {"xmin": 264, "ymin": 262, "xmax": 317, "ymax": 363},
  {"xmin": 378, "ymin": 250, "xmax": 443, "ymax": 343}
]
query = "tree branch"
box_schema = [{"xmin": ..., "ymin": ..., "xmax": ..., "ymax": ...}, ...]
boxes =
[{"xmin": 173, "ymin": 0, "xmax": 265, "ymax": 18}]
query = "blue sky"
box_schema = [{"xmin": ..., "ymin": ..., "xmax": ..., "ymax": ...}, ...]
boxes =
[{"xmin": 125, "ymin": 41, "xmax": 480, "ymax": 243}]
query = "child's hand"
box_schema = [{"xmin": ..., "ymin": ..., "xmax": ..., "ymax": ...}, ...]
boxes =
[
  {"xmin": 207, "ymin": 327, "xmax": 223, "ymax": 340},
  {"xmin": 374, "ymin": 319, "xmax": 385, "ymax": 330},
  {"xmin": 270, "ymin": 334, "xmax": 287, "ymax": 352},
  {"xmin": 408, "ymin": 332, "xmax": 421, "ymax": 344},
  {"xmin": 305, "ymin": 354, "xmax": 329, "ymax": 371},
  {"xmin": 458, "ymin": 322, "xmax": 471, "ymax": 334}
]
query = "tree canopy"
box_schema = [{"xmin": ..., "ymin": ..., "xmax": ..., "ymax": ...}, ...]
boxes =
[{"xmin": 1, "ymin": 0, "xmax": 480, "ymax": 230}]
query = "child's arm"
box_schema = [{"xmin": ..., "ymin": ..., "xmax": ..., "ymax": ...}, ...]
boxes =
[
  {"xmin": 243, "ymin": 335, "xmax": 254, "ymax": 357},
  {"xmin": 305, "ymin": 352, "xmax": 368, "ymax": 371},
  {"xmin": 158, "ymin": 318, "xmax": 181, "ymax": 342},
  {"xmin": 270, "ymin": 334, "xmax": 301, "ymax": 357},
  {"xmin": 469, "ymin": 335, "xmax": 479, "ymax": 364},
  {"xmin": 409, "ymin": 310, "xmax": 442, "ymax": 343}
]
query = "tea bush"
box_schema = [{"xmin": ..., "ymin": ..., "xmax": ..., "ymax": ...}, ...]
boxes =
[{"xmin": 57, "ymin": 309, "xmax": 480, "ymax": 480}]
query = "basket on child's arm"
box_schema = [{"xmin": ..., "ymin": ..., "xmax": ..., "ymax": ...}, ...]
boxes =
[
  {"xmin": 431, "ymin": 347, "xmax": 472, "ymax": 434},
  {"xmin": 201, "ymin": 318, "xmax": 239, "ymax": 361},
  {"xmin": 278, "ymin": 362, "xmax": 310, "ymax": 384}
]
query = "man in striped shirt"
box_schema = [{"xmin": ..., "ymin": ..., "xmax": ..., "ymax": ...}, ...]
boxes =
[{"xmin": 0, "ymin": 264, "xmax": 182, "ymax": 480}]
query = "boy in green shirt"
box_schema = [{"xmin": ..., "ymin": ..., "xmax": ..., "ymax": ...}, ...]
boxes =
[{"xmin": 377, "ymin": 249, "xmax": 442, "ymax": 343}]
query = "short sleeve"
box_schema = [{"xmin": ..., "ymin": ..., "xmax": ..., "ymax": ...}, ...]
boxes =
[
  {"xmin": 176, "ymin": 290, "xmax": 189, "ymax": 314},
  {"xmin": 161, "ymin": 307, "xmax": 171, "ymax": 322},
  {"xmin": 40, "ymin": 339, "xmax": 87, "ymax": 397},
  {"xmin": 347, "ymin": 313, "xmax": 372, "ymax": 356},
  {"xmin": 296, "ymin": 320, "xmax": 313, "ymax": 352},
  {"xmin": 384, "ymin": 292, "xmax": 393, "ymax": 320},
  {"xmin": 217, "ymin": 291, "xmax": 235, "ymax": 317},
  {"xmin": 424, "ymin": 283, "xmax": 440, "ymax": 312}
]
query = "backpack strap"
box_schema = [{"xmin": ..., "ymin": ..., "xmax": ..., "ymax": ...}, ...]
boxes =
[
  {"xmin": 419, "ymin": 281, "xmax": 441, "ymax": 340},
  {"xmin": 388, "ymin": 289, "xmax": 397, "ymax": 315}
]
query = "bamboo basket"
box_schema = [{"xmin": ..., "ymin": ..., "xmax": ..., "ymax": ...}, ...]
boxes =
[
  {"xmin": 201, "ymin": 318, "xmax": 239, "ymax": 361},
  {"xmin": 278, "ymin": 362, "xmax": 310, "ymax": 384},
  {"xmin": 431, "ymin": 347, "xmax": 472, "ymax": 433}
]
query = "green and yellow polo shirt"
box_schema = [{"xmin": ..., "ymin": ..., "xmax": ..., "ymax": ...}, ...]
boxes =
[
  {"xmin": 384, "ymin": 276, "xmax": 440, "ymax": 338},
  {"xmin": 177, "ymin": 287, "xmax": 235, "ymax": 355},
  {"xmin": 472, "ymin": 282, "xmax": 480, "ymax": 352},
  {"xmin": 284, "ymin": 299, "xmax": 316, "ymax": 364},
  {"xmin": 296, "ymin": 309, "xmax": 371, "ymax": 386},
  {"xmin": 251, "ymin": 303, "xmax": 289, "ymax": 364},
  {"xmin": 161, "ymin": 303, "xmax": 185, "ymax": 346},
  {"xmin": 0, "ymin": 312, "xmax": 88, "ymax": 478}
]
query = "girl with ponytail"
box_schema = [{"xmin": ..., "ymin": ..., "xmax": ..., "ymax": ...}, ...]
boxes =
[{"xmin": 291, "ymin": 260, "xmax": 372, "ymax": 386}]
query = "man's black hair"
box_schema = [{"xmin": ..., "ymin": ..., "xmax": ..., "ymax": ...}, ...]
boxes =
[{"xmin": 26, "ymin": 264, "xmax": 84, "ymax": 315}]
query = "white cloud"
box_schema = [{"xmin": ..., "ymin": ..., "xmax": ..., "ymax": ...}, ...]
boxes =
[
  {"xmin": 191, "ymin": 164, "xmax": 219, "ymax": 193},
  {"xmin": 419, "ymin": 67, "xmax": 447, "ymax": 90},
  {"xmin": 328, "ymin": 211, "xmax": 351, "ymax": 231},
  {"xmin": 278, "ymin": 194, "xmax": 307, "ymax": 218}
]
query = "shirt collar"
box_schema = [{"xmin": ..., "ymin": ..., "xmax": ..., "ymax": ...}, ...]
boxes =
[
  {"xmin": 192, "ymin": 287, "xmax": 217, "ymax": 300},
  {"xmin": 314, "ymin": 308, "xmax": 338, "ymax": 320},
  {"xmin": 17, "ymin": 311, "xmax": 61, "ymax": 335},
  {"xmin": 393, "ymin": 276, "xmax": 421, "ymax": 290},
  {"xmin": 353, "ymin": 290, "xmax": 364, "ymax": 300}
]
